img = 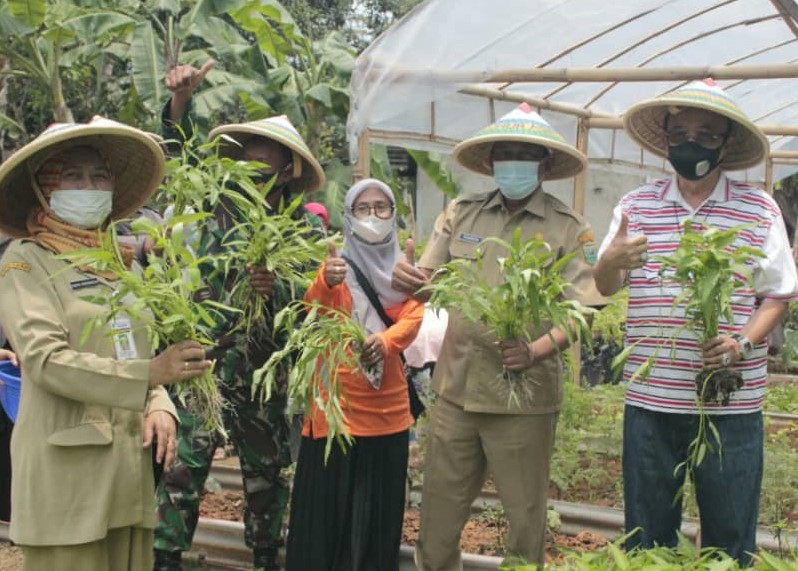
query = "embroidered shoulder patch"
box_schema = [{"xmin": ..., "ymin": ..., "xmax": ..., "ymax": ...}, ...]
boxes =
[
  {"xmin": 582, "ymin": 244, "xmax": 598, "ymax": 265},
  {"xmin": 0, "ymin": 262, "xmax": 32, "ymax": 277}
]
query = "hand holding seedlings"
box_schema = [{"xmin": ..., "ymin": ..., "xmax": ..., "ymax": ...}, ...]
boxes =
[
  {"xmin": 602, "ymin": 214, "xmax": 648, "ymax": 270},
  {"xmin": 246, "ymin": 264, "xmax": 276, "ymax": 298},
  {"xmin": 702, "ymin": 334, "xmax": 741, "ymax": 369},
  {"xmin": 148, "ymin": 340, "xmax": 212, "ymax": 387},
  {"xmin": 391, "ymin": 238, "xmax": 432, "ymax": 300},
  {"xmin": 323, "ymin": 240, "xmax": 347, "ymax": 286},
  {"xmin": 497, "ymin": 339, "xmax": 535, "ymax": 371},
  {"xmin": 360, "ymin": 334, "xmax": 385, "ymax": 367}
]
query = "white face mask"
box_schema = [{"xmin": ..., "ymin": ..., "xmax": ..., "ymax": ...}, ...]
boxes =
[
  {"xmin": 351, "ymin": 215, "xmax": 393, "ymax": 244},
  {"xmin": 49, "ymin": 189, "xmax": 113, "ymax": 229}
]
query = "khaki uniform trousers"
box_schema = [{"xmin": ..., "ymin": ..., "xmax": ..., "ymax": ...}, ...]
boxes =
[
  {"xmin": 23, "ymin": 526, "xmax": 153, "ymax": 571},
  {"xmin": 416, "ymin": 397, "xmax": 558, "ymax": 571}
]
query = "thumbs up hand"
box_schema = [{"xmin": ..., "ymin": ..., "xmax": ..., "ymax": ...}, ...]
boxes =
[
  {"xmin": 323, "ymin": 240, "xmax": 347, "ymax": 287},
  {"xmin": 391, "ymin": 238, "xmax": 433, "ymax": 300},
  {"xmin": 405, "ymin": 238, "xmax": 415, "ymax": 266},
  {"xmin": 604, "ymin": 213, "xmax": 649, "ymax": 271}
]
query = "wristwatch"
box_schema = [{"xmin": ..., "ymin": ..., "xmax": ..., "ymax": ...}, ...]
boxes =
[{"xmin": 731, "ymin": 333, "xmax": 754, "ymax": 359}]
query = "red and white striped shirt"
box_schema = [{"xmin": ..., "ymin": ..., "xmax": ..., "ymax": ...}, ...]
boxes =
[{"xmin": 598, "ymin": 174, "xmax": 798, "ymax": 415}]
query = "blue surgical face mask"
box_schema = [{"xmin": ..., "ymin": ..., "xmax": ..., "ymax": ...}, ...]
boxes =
[{"xmin": 493, "ymin": 160, "xmax": 541, "ymax": 200}]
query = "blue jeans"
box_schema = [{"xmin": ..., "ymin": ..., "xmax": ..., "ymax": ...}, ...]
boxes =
[{"xmin": 623, "ymin": 405, "xmax": 763, "ymax": 566}]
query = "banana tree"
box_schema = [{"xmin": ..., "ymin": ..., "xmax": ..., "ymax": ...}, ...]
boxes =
[
  {"xmin": 125, "ymin": 0, "xmax": 272, "ymax": 125},
  {"xmin": 0, "ymin": 0, "xmax": 136, "ymax": 124}
]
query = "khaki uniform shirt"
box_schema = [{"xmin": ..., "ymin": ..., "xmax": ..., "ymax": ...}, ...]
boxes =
[
  {"xmin": 0, "ymin": 240, "xmax": 176, "ymax": 546},
  {"xmin": 419, "ymin": 188, "xmax": 605, "ymax": 414}
]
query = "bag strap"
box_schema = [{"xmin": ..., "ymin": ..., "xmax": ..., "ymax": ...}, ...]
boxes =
[
  {"xmin": 340, "ymin": 254, "xmax": 394, "ymax": 328},
  {"xmin": 341, "ymin": 254, "xmax": 426, "ymax": 421}
]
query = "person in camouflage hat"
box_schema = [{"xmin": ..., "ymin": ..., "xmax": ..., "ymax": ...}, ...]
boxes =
[{"xmin": 153, "ymin": 60, "xmax": 326, "ymax": 571}]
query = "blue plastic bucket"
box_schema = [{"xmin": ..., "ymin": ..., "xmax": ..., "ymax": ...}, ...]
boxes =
[{"xmin": 0, "ymin": 360, "xmax": 21, "ymax": 422}]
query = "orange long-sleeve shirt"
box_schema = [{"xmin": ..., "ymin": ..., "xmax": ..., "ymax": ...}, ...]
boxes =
[{"xmin": 302, "ymin": 263, "xmax": 424, "ymax": 438}]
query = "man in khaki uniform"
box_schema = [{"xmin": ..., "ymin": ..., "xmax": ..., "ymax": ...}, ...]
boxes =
[
  {"xmin": 393, "ymin": 103, "xmax": 605, "ymax": 570},
  {"xmin": 0, "ymin": 117, "xmax": 212, "ymax": 571}
]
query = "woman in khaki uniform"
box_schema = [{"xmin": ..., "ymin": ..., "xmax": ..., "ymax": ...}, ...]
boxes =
[{"xmin": 0, "ymin": 117, "xmax": 212, "ymax": 571}]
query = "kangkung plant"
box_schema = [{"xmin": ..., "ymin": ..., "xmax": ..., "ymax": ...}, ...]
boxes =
[
  {"xmin": 422, "ymin": 228, "xmax": 594, "ymax": 408},
  {"xmin": 614, "ymin": 221, "xmax": 764, "ymax": 473},
  {"xmin": 221, "ymin": 186, "xmax": 328, "ymax": 336},
  {"xmin": 658, "ymin": 220, "xmax": 763, "ymax": 405},
  {"xmin": 156, "ymin": 133, "xmax": 327, "ymax": 337},
  {"xmin": 65, "ymin": 214, "xmax": 233, "ymax": 435},
  {"xmin": 154, "ymin": 134, "xmax": 255, "ymax": 218},
  {"xmin": 253, "ymin": 300, "xmax": 368, "ymax": 460},
  {"xmin": 658, "ymin": 221, "xmax": 763, "ymax": 470},
  {"xmin": 499, "ymin": 530, "xmax": 798, "ymax": 570}
]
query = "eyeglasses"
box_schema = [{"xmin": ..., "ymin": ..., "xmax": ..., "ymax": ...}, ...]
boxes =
[
  {"xmin": 351, "ymin": 202, "xmax": 394, "ymax": 219},
  {"xmin": 666, "ymin": 129, "xmax": 727, "ymax": 149}
]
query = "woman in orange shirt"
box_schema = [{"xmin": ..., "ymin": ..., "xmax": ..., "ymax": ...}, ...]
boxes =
[{"xmin": 285, "ymin": 179, "xmax": 424, "ymax": 571}]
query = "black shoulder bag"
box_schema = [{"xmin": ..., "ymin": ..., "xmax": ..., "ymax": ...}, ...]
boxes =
[{"xmin": 341, "ymin": 255, "xmax": 425, "ymax": 421}]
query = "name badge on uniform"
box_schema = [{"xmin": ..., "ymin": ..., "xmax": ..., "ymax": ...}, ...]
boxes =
[
  {"xmin": 457, "ymin": 232, "xmax": 482, "ymax": 245},
  {"xmin": 70, "ymin": 277, "xmax": 100, "ymax": 290},
  {"xmin": 112, "ymin": 314, "xmax": 139, "ymax": 360}
]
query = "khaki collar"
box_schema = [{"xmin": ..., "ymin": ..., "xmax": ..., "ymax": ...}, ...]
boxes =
[{"xmin": 483, "ymin": 187, "xmax": 547, "ymax": 218}]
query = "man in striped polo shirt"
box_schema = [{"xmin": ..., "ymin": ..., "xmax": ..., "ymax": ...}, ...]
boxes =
[{"xmin": 593, "ymin": 79, "xmax": 798, "ymax": 564}]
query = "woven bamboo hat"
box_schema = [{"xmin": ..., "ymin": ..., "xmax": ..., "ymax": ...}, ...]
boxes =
[
  {"xmin": 623, "ymin": 79, "xmax": 768, "ymax": 171},
  {"xmin": 0, "ymin": 116, "xmax": 165, "ymax": 238},
  {"xmin": 453, "ymin": 103, "xmax": 587, "ymax": 180},
  {"xmin": 208, "ymin": 115, "xmax": 325, "ymax": 192}
]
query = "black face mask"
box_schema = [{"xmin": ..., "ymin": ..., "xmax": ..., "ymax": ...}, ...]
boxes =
[{"xmin": 667, "ymin": 142, "xmax": 722, "ymax": 181}]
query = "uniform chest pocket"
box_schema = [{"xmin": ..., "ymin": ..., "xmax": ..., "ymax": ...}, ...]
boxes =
[
  {"xmin": 449, "ymin": 240, "xmax": 480, "ymax": 261},
  {"xmin": 47, "ymin": 422, "xmax": 113, "ymax": 447}
]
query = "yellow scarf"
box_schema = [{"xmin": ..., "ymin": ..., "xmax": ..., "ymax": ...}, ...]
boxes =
[{"xmin": 26, "ymin": 209, "xmax": 134, "ymax": 280}]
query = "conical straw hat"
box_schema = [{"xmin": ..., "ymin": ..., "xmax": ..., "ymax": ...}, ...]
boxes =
[
  {"xmin": 453, "ymin": 103, "xmax": 587, "ymax": 180},
  {"xmin": 0, "ymin": 116, "xmax": 165, "ymax": 237},
  {"xmin": 623, "ymin": 79, "xmax": 768, "ymax": 171},
  {"xmin": 209, "ymin": 116, "xmax": 325, "ymax": 193}
]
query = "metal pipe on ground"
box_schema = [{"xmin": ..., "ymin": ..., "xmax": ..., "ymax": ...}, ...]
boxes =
[{"xmin": 189, "ymin": 517, "xmax": 502, "ymax": 571}]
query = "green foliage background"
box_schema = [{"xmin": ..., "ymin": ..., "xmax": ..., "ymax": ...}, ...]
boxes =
[{"xmin": 0, "ymin": 0, "xmax": 424, "ymax": 220}]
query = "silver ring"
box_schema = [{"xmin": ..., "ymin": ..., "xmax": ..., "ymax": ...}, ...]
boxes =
[{"xmin": 720, "ymin": 352, "xmax": 731, "ymax": 367}]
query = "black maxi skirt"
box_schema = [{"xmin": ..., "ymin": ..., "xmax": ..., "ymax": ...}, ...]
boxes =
[{"xmin": 285, "ymin": 429, "xmax": 409, "ymax": 571}]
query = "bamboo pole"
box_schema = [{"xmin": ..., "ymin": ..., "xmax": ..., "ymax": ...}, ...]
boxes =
[
  {"xmin": 459, "ymin": 85, "xmax": 611, "ymax": 119},
  {"xmin": 377, "ymin": 63, "xmax": 798, "ymax": 84},
  {"xmin": 771, "ymin": 150, "xmax": 798, "ymax": 159},
  {"xmin": 587, "ymin": 116, "xmax": 798, "ymax": 136},
  {"xmin": 770, "ymin": 0, "xmax": 798, "ymax": 38},
  {"xmin": 368, "ymin": 128, "xmax": 461, "ymax": 147},
  {"xmin": 354, "ymin": 130, "xmax": 371, "ymax": 181},
  {"xmin": 765, "ymin": 158, "xmax": 774, "ymax": 194},
  {"xmin": 573, "ymin": 119, "xmax": 589, "ymax": 215},
  {"xmin": 570, "ymin": 119, "xmax": 589, "ymax": 386}
]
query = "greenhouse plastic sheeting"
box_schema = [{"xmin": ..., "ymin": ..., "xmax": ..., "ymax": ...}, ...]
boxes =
[{"xmin": 348, "ymin": 0, "xmax": 798, "ymax": 182}]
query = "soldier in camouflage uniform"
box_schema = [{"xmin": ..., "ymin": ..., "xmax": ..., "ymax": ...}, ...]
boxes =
[{"xmin": 153, "ymin": 61, "xmax": 326, "ymax": 571}]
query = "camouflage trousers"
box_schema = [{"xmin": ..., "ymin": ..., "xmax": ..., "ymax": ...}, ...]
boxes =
[{"xmin": 153, "ymin": 366, "xmax": 292, "ymax": 553}]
